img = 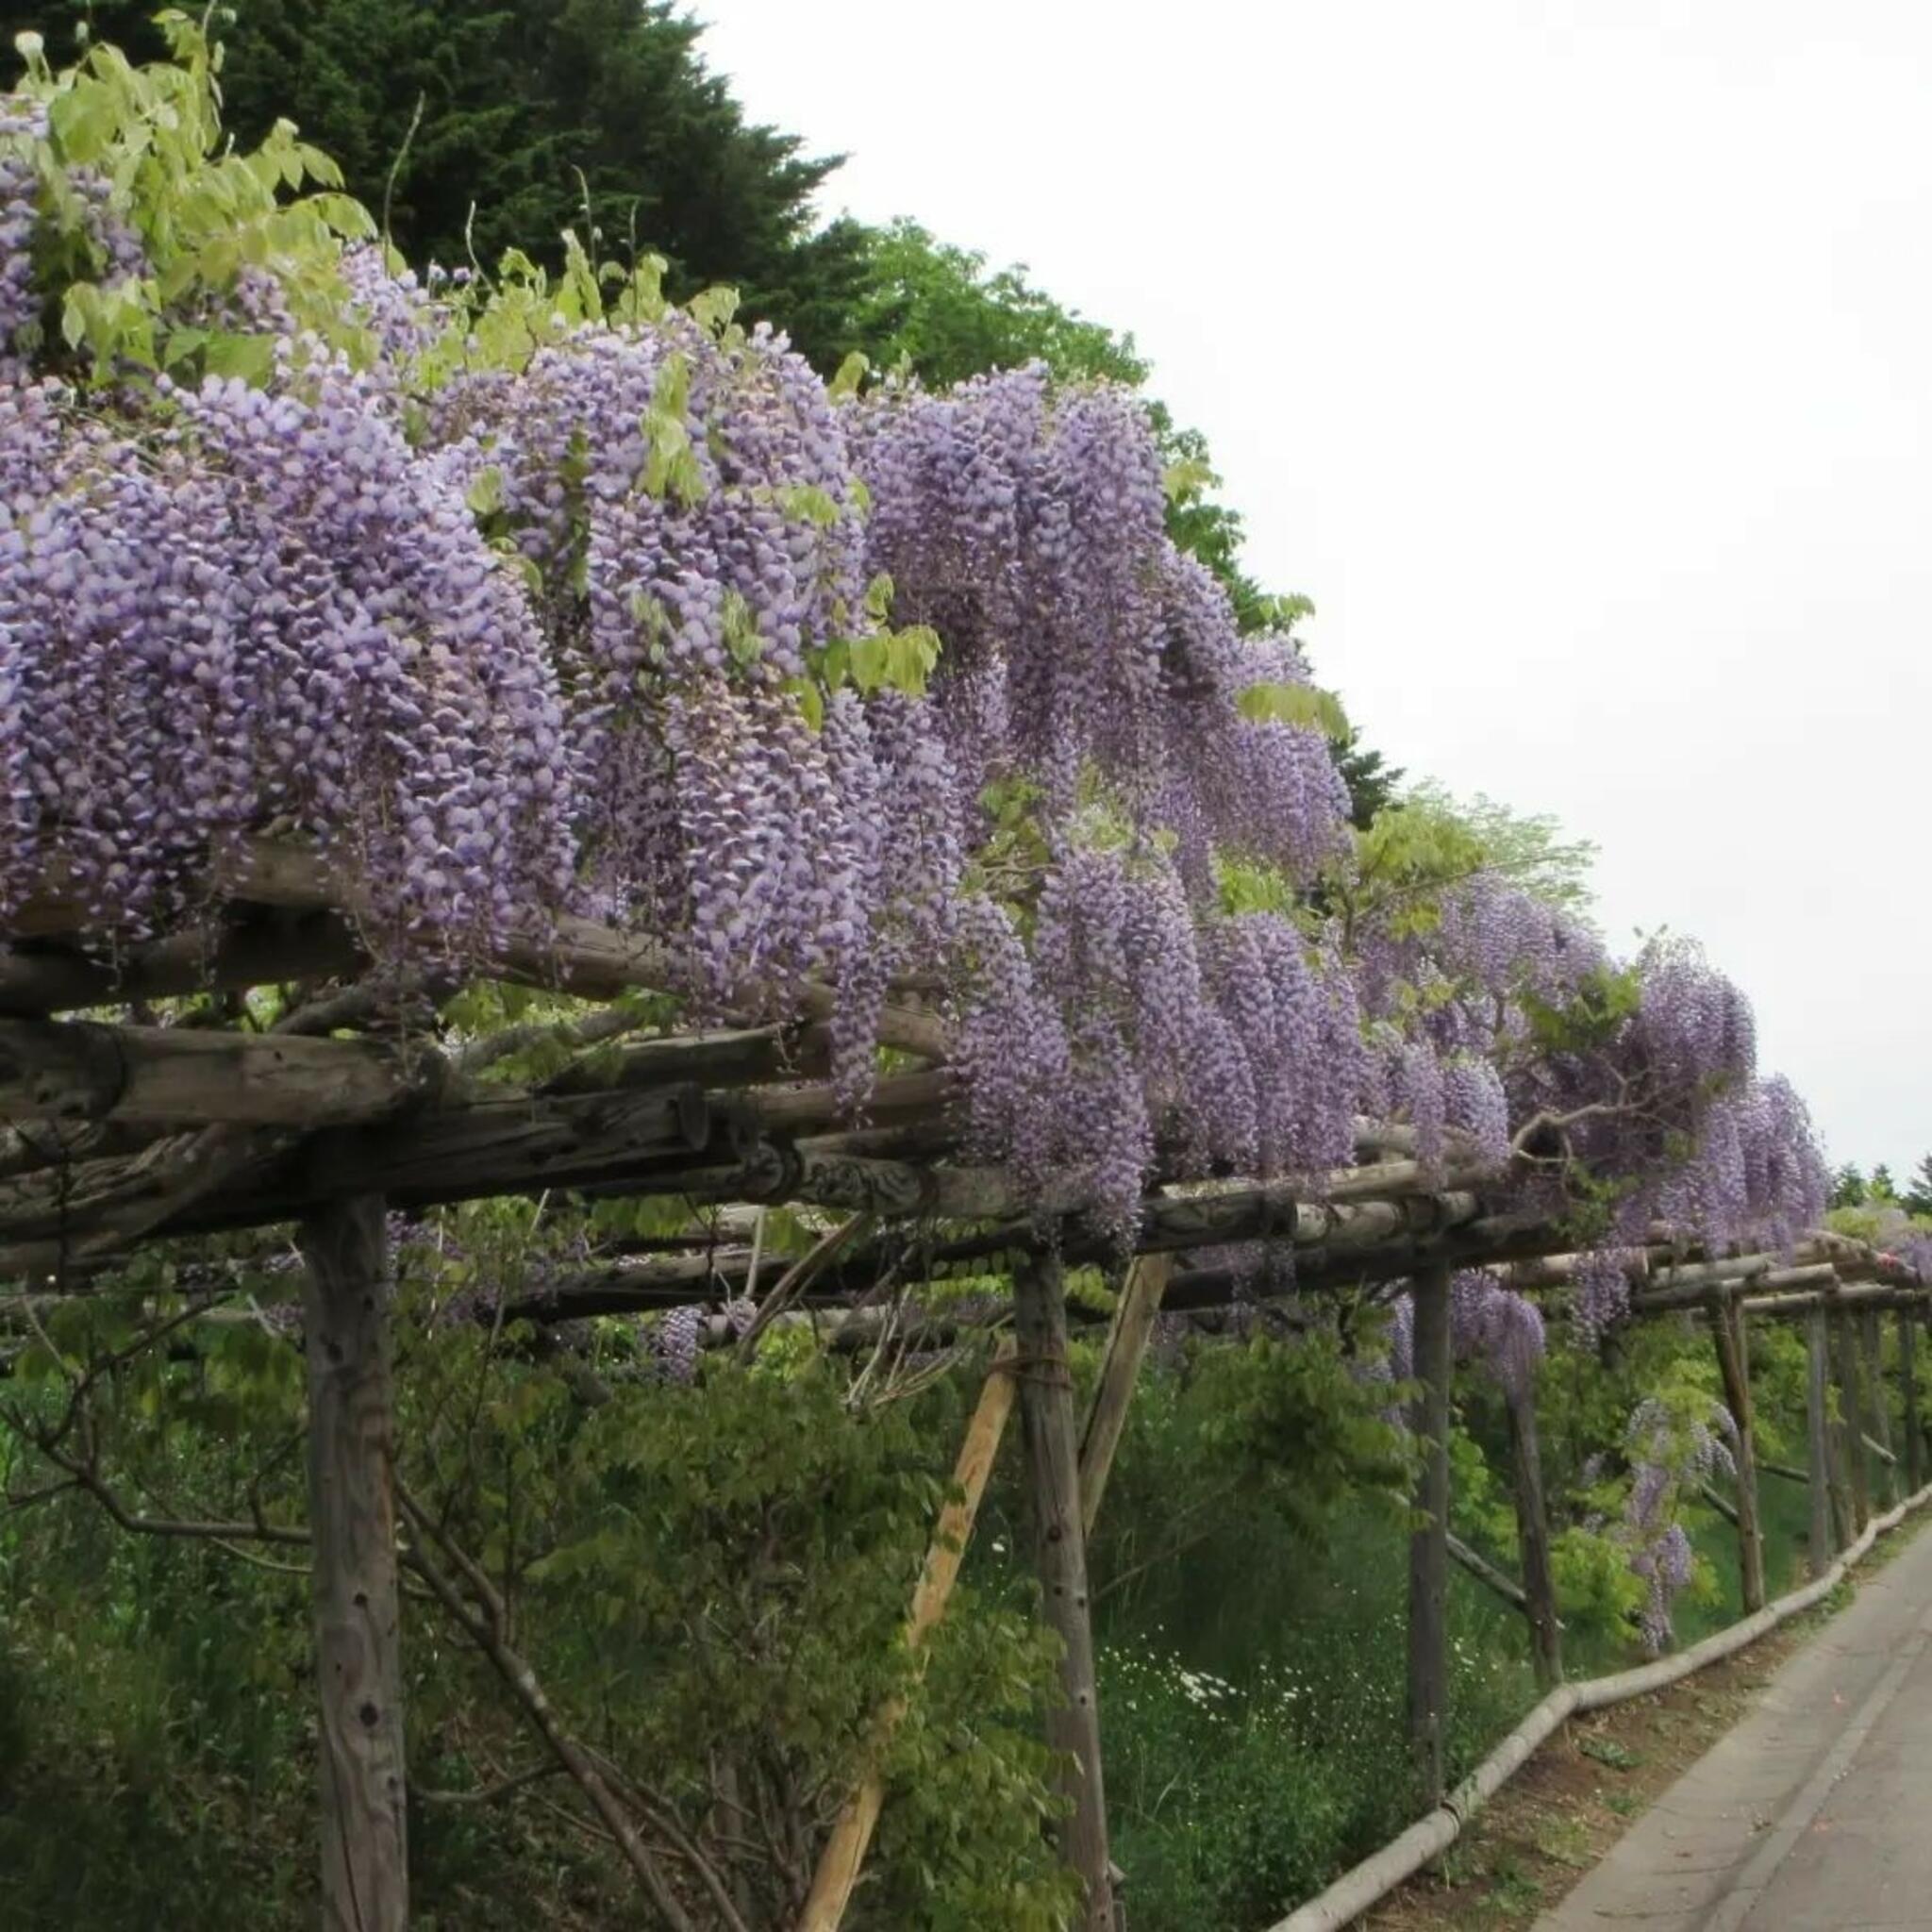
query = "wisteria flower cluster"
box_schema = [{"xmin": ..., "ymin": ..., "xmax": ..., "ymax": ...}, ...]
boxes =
[{"xmin": 1385, "ymin": 1269, "xmax": 1546, "ymax": 1401}]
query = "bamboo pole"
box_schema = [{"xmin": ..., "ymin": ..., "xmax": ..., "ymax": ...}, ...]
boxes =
[
  {"xmin": 1504, "ymin": 1385, "xmax": 1561, "ymax": 1688},
  {"xmin": 1807, "ymin": 1308, "xmax": 1833, "ymax": 1576},
  {"xmin": 799, "ymin": 1341, "xmax": 1019, "ymax": 1932},
  {"xmin": 1709, "ymin": 1299, "xmax": 1765, "ymax": 1611},
  {"xmin": 1078, "ymin": 1254, "xmax": 1173, "ymax": 1537},
  {"xmin": 298, "ymin": 1195, "xmax": 408, "ymax": 1932},
  {"xmin": 1014, "ymin": 1255, "xmax": 1114, "ymax": 1930},
  {"xmin": 1407, "ymin": 1264, "xmax": 1453, "ymax": 1806}
]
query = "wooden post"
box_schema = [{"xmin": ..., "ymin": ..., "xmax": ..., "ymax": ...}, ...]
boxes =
[
  {"xmin": 1407, "ymin": 1264, "xmax": 1453, "ymax": 1806},
  {"xmin": 1709, "ymin": 1299, "xmax": 1765, "ymax": 1612},
  {"xmin": 1834, "ymin": 1314, "xmax": 1871, "ymax": 1532},
  {"xmin": 1505, "ymin": 1384, "xmax": 1561, "ymax": 1688},
  {"xmin": 298, "ymin": 1194, "xmax": 408, "ymax": 1932},
  {"xmin": 1807, "ymin": 1308, "xmax": 1834, "ymax": 1575},
  {"xmin": 800, "ymin": 1341, "xmax": 1019, "ymax": 1932},
  {"xmin": 1014, "ymin": 1255, "xmax": 1114, "ymax": 1931},
  {"xmin": 1078, "ymin": 1253, "xmax": 1173, "ymax": 1537},
  {"xmin": 1901, "ymin": 1307, "xmax": 1923, "ymax": 1494},
  {"xmin": 1860, "ymin": 1311, "xmax": 1900, "ymax": 1507}
]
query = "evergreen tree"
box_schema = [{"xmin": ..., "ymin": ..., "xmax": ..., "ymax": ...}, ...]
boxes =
[
  {"xmin": 1904, "ymin": 1155, "xmax": 1932, "ymax": 1220},
  {"xmin": 1870, "ymin": 1163, "xmax": 1898, "ymax": 1202},
  {"xmin": 5, "ymin": 0, "xmax": 872, "ymax": 363},
  {"xmin": 1830, "ymin": 1163, "xmax": 1867, "ymax": 1209}
]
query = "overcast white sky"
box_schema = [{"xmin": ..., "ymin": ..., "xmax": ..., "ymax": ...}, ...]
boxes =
[{"xmin": 700, "ymin": 0, "xmax": 1931, "ymax": 1178}]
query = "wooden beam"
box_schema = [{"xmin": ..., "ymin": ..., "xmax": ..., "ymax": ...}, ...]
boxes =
[
  {"xmin": 1633, "ymin": 1262, "xmax": 1838, "ymax": 1314},
  {"xmin": 1860, "ymin": 1310, "xmax": 1901, "ymax": 1507},
  {"xmin": 1407, "ymin": 1263, "xmax": 1453, "ymax": 1807},
  {"xmin": 1014, "ymin": 1255, "xmax": 1114, "ymax": 1929},
  {"xmin": 216, "ymin": 836, "xmax": 953, "ymax": 1061},
  {"xmin": 0, "ymin": 1016, "xmax": 417, "ymax": 1129},
  {"xmin": 1710, "ymin": 1300, "xmax": 1766, "ymax": 1612},
  {"xmin": 1699, "ymin": 1480, "xmax": 1740, "ymax": 1526},
  {"xmin": 298, "ymin": 1196, "xmax": 408, "ymax": 1932},
  {"xmin": 1078, "ymin": 1254, "xmax": 1173, "ymax": 1537},
  {"xmin": 1903, "ymin": 1307, "xmax": 1924, "ymax": 1493},
  {"xmin": 1506, "ymin": 1385, "xmax": 1562, "ymax": 1688},
  {"xmin": 1831, "ymin": 1315, "xmax": 1868, "ymax": 1536},
  {"xmin": 800, "ymin": 1341, "xmax": 1018, "ymax": 1931},
  {"xmin": 0, "ymin": 911, "xmax": 365, "ymax": 1015},
  {"xmin": 1807, "ymin": 1307, "xmax": 1834, "ymax": 1576},
  {"xmin": 1446, "ymin": 1530, "xmax": 1527, "ymax": 1613}
]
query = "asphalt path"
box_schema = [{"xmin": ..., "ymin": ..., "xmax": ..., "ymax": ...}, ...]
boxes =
[{"xmin": 1536, "ymin": 1514, "xmax": 1932, "ymax": 1932}]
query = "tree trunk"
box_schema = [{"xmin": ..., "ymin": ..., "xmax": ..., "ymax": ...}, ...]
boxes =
[
  {"xmin": 1015, "ymin": 1256, "xmax": 1113, "ymax": 1930},
  {"xmin": 1807, "ymin": 1308, "xmax": 1834, "ymax": 1575},
  {"xmin": 1407, "ymin": 1264, "xmax": 1453, "ymax": 1806},
  {"xmin": 299, "ymin": 1195, "xmax": 408, "ymax": 1932},
  {"xmin": 1902, "ymin": 1307, "xmax": 1923, "ymax": 1494},
  {"xmin": 1505, "ymin": 1385, "xmax": 1562, "ymax": 1687},
  {"xmin": 1709, "ymin": 1300, "xmax": 1765, "ymax": 1611}
]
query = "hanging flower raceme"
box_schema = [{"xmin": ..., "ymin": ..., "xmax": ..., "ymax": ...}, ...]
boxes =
[{"xmin": 1385, "ymin": 1269, "xmax": 1546, "ymax": 1401}]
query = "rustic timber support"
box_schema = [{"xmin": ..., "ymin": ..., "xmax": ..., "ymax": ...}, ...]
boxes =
[
  {"xmin": 298, "ymin": 1195, "xmax": 408, "ymax": 1932},
  {"xmin": 1446, "ymin": 1531, "xmax": 1527, "ymax": 1613},
  {"xmin": 1633, "ymin": 1261, "xmax": 1838, "ymax": 1314},
  {"xmin": 1807, "ymin": 1308, "xmax": 1834, "ymax": 1575},
  {"xmin": 1699, "ymin": 1480, "xmax": 1740, "ymax": 1526},
  {"xmin": 800, "ymin": 1341, "xmax": 1019, "ymax": 1931},
  {"xmin": 0, "ymin": 1015, "xmax": 417, "ymax": 1128},
  {"xmin": 1709, "ymin": 1299, "xmax": 1765, "ymax": 1612},
  {"xmin": 1902, "ymin": 1306, "xmax": 1924, "ymax": 1494},
  {"xmin": 1407, "ymin": 1263, "xmax": 1453, "ymax": 1807},
  {"xmin": 0, "ymin": 908, "xmax": 366, "ymax": 1015},
  {"xmin": 1835, "ymin": 1314, "xmax": 1872, "ymax": 1532},
  {"xmin": 1859, "ymin": 1311, "xmax": 1900, "ymax": 1507},
  {"xmin": 217, "ymin": 835, "xmax": 955, "ymax": 1060},
  {"xmin": 1014, "ymin": 1254, "xmax": 1113, "ymax": 1930},
  {"xmin": 1506, "ymin": 1384, "xmax": 1562, "ymax": 1688},
  {"xmin": 1078, "ymin": 1253, "xmax": 1173, "ymax": 1536}
]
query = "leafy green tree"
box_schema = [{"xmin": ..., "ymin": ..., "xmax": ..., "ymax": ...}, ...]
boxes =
[
  {"xmin": 6, "ymin": 0, "xmax": 873, "ymax": 363},
  {"xmin": 1871, "ymin": 1163, "xmax": 1899, "ymax": 1202},
  {"xmin": 835, "ymin": 217, "xmax": 1146, "ymax": 390}
]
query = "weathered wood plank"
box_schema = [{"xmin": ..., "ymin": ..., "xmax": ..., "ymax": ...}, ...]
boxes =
[{"xmin": 299, "ymin": 1195, "xmax": 408, "ymax": 1932}]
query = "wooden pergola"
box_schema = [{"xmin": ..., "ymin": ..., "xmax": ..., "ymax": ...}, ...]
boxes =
[{"xmin": 0, "ymin": 838, "xmax": 1920, "ymax": 1931}]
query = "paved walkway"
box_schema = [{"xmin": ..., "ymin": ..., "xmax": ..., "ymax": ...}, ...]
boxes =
[{"xmin": 1536, "ymin": 1514, "xmax": 1932, "ymax": 1932}]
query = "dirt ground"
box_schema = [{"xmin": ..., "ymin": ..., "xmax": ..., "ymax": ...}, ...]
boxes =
[{"xmin": 1355, "ymin": 1564, "xmax": 1884, "ymax": 1932}]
